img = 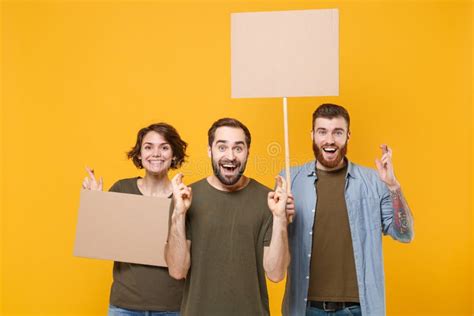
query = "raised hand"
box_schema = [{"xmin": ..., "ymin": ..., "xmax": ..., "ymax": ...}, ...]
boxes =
[
  {"xmin": 375, "ymin": 145, "xmax": 414, "ymax": 241},
  {"xmin": 268, "ymin": 176, "xmax": 290, "ymax": 220},
  {"xmin": 82, "ymin": 166, "xmax": 103, "ymax": 191},
  {"xmin": 286, "ymin": 193, "xmax": 295, "ymax": 222},
  {"xmin": 171, "ymin": 173, "xmax": 192, "ymax": 216},
  {"xmin": 375, "ymin": 144, "xmax": 400, "ymax": 190}
]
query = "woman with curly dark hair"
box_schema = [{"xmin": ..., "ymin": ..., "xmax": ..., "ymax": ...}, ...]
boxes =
[{"xmin": 82, "ymin": 122, "xmax": 187, "ymax": 316}]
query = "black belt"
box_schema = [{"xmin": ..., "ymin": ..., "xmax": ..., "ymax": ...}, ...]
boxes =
[{"xmin": 309, "ymin": 301, "xmax": 360, "ymax": 312}]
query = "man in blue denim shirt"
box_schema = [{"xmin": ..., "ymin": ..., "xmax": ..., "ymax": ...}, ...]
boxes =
[{"xmin": 282, "ymin": 104, "xmax": 414, "ymax": 316}]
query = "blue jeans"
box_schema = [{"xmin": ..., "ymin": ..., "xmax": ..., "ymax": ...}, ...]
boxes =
[
  {"xmin": 306, "ymin": 304, "xmax": 362, "ymax": 316},
  {"xmin": 108, "ymin": 305, "xmax": 180, "ymax": 316}
]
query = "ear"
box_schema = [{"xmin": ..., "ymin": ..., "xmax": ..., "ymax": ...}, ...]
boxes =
[
  {"xmin": 207, "ymin": 146, "xmax": 211, "ymax": 158},
  {"xmin": 347, "ymin": 130, "xmax": 351, "ymax": 142},
  {"xmin": 310, "ymin": 130, "xmax": 314, "ymax": 141}
]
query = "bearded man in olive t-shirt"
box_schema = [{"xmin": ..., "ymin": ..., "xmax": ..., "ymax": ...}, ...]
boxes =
[{"xmin": 165, "ymin": 118, "xmax": 294, "ymax": 316}]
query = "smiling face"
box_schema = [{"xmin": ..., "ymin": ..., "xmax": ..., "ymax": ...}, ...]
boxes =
[
  {"xmin": 139, "ymin": 131, "xmax": 174, "ymax": 175},
  {"xmin": 312, "ymin": 116, "xmax": 350, "ymax": 170},
  {"xmin": 209, "ymin": 126, "xmax": 249, "ymax": 186}
]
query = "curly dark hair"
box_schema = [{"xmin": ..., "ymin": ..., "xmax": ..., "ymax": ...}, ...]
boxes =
[{"xmin": 127, "ymin": 123, "xmax": 187, "ymax": 169}]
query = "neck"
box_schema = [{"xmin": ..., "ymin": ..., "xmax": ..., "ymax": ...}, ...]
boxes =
[
  {"xmin": 207, "ymin": 175, "xmax": 250, "ymax": 192},
  {"xmin": 316, "ymin": 158, "xmax": 346, "ymax": 172},
  {"xmin": 138, "ymin": 171, "xmax": 172, "ymax": 197}
]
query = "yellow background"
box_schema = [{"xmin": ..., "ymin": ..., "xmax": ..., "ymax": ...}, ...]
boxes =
[{"xmin": 1, "ymin": 0, "xmax": 472, "ymax": 315}]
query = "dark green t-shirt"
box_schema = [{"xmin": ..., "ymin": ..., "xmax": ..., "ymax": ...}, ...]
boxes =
[
  {"xmin": 108, "ymin": 177, "xmax": 184, "ymax": 311},
  {"xmin": 181, "ymin": 178, "xmax": 273, "ymax": 316},
  {"xmin": 308, "ymin": 165, "xmax": 359, "ymax": 302}
]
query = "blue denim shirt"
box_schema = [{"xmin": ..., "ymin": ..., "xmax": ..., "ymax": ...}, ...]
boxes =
[{"xmin": 282, "ymin": 160, "xmax": 409, "ymax": 316}]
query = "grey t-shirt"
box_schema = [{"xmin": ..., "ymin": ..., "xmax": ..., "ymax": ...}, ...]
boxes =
[
  {"xmin": 181, "ymin": 178, "xmax": 273, "ymax": 316},
  {"xmin": 109, "ymin": 177, "xmax": 184, "ymax": 311}
]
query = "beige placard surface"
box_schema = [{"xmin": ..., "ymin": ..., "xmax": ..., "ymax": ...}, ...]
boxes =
[
  {"xmin": 74, "ymin": 189, "xmax": 171, "ymax": 267},
  {"xmin": 231, "ymin": 9, "xmax": 339, "ymax": 98}
]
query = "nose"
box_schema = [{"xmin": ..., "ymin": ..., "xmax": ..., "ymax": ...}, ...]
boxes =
[
  {"xmin": 225, "ymin": 148, "xmax": 235, "ymax": 160},
  {"xmin": 325, "ymin": 133, "xmax": 335, "ymax": 144},
  {"xmin": 152, "ymin": 147, "xmax": 161, "ymax": 157}
]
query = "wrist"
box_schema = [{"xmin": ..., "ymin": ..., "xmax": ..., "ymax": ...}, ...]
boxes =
[
  {"xmin": 273, "ymin": 214, "xmax": 288, "ymax": 226},
  {"xmin": 386, "ymin": 181, "xmax": 401, "ymax": 192},
  {"xmin": 171, "ymin": 210, "xmax": 186, "ymax": 222}
]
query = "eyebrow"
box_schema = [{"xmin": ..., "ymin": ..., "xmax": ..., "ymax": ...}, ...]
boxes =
[
  {"xmin": 143, "ymin": 141, "xmax": 169, "ymax": 146},
  {"xmin": 215, "ymin": 140, "xmax": 245, "ymax": 146},
  {"xmin": 316, "ymin": 127, "xmax": 345, "ymax": 132}
]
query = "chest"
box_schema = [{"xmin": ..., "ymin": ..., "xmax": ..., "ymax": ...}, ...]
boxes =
[{"xmin": 188, "ymin": 192, "xmax": 269, "ymax": 243}]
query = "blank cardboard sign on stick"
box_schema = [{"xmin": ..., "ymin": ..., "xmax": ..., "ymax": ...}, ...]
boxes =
[
  {"xmin": 74, "ymin": 190, "xmax": 171, "ymax": 267},
  {"xmin": 231, "ymin": 9, "xmax": 339, "ymax": 205},
  {"xmin": 231, "ymin": 9, "xmax": 339, "ymax": 98}
]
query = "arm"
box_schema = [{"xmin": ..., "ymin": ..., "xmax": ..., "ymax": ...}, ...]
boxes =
[
  {"xmin": 165, "ymin": 173, "xmax": 192, "ymax": 279},
  {"xmin": 264, "ymin": 176, "xmax": 294, "ymax": 282},
  {"xmin": 263, "ymin": 217, "xmax": 290, "ymax": 282},
  {"xmin": 376, "ymin": 145, "xmax": 414, "ymax": 242},
  {"xmin": 165, "ymin": 214, "xmax": 191, "ymax": 279},
  {"xmin": 387, "ymin": 185, "xmax": 414, "ymax": 242}
]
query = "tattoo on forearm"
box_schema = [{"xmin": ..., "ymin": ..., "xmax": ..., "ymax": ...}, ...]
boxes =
[{"xmin": 390, "ymin": 189, "xmax": 412, "ymax": 237}]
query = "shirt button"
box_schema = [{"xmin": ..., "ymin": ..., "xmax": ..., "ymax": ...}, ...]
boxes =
[
  {"xmin": 306, "ymin": 276, "xmax": 309, "ymax": 279},
  {"xmin": 308, "ymin": 254, "xmax": 311, "ymax": 258},
  {"xmin": 309, "ymin": 231, "xmax": 312, "ymax": 235},
  {"xmin": 304, "ymin": 298, "xmax": 307, "ymax": 302},
  {"xmin": 312, "ymin": 209, "xmax": 315, "ymax": 213}
]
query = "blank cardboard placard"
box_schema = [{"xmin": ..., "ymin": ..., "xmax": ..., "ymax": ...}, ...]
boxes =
[
  {"xmin": 74, "ymin": 190, "xmax": 171, "ymax": 267},
  {"xmin": 231, "ymin": 9, "xmax": 339, "ymax": 98}
]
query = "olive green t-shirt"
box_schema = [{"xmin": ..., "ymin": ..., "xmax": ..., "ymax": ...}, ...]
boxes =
[
  {"xmin": 308, "ymin": 165, "xmax": 360, "ymax": 302},
  {"xmin": 181, "ymin": 178, "xmax": 273, "ymax": 316},
  {"xmin": 108, "ymin": 177, "xmax": 184, "ymax": 311}
]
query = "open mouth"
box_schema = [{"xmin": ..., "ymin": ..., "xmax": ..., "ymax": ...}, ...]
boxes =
[
  {"xmin": 220, "ymin": 163, "xmax": 238, "ymax": 173},
  {"xmin": 322, "ymin": 147, "xmax": 337, "ymax": 153}
]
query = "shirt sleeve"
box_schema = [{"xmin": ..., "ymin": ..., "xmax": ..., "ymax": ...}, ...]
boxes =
[
  {"xmin": 380, "ymin": 186, "xmax": 394, "ymax": 234},
  {"xmin": 108, "ymin": 180, "xmax": 122, "ymax": 193},
  {"xmin": 263, "ymin": 212, "xmax": 273, "ymax": 247},
  {"xmin": 379, "ymin": 180, "xmax": 403, "ymax": 241},
  {"xmin": 185, "ymin": 210, "xmax": 192, "ymax": 241},
  {"xmin": 168, "ymin": 198, "xmax": 174, "ymax": 230}
]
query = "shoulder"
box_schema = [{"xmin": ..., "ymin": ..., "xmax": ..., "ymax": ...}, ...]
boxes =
[
  {"xmin": 113, "ymin": 177, "xmax": 139, "ymax": 186},
  {"xmin": 189, "ymin": 178, "xmax": 209, "ymax": 191},
  {"xmin": 279, "ymin": 161, "xmax": 315, "ymax": 184},
  {"xmin": 290, "ymin": 161, "xmax": 315, "ymax": 178},
  {"xmin": 108, "ymin": 177, "xmax": 139, "ymax": 193},
  {"xmin": 247, "ymin": 178, "xmax": 271, "ymax": 194},
  {"xmin": 347, "ymin": 161, "xmax": 388, "ymax": 194},
  {"xmin": 247, "ymin": 179, "xmax": 272, "ymax": 220},
  {"xmin": 348, "ymin": 162, "xmax": 380, "ymax": 182}
]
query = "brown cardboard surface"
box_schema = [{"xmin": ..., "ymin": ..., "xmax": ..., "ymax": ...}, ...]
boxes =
[
  {"xmin": 73, "ymin": 189, "xmax": 171, "ymax": 267},
  {"xmin": 231, "ymin": 9, "xmax": 339, "ymax": 98}
]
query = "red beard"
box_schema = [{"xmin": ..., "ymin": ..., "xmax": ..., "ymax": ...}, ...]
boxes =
[{"xmin": 313, "ymin": 141, "xmax": 348, "ymax": 169}]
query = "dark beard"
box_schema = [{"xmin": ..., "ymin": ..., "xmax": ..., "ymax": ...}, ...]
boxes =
[
  {"xmin": 312, "ymin": 141, "xmax": 348, "ymax": 169},
  {"xmin": 211, "ymin": 155, "xmax": 247, "ymax": 186}
]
